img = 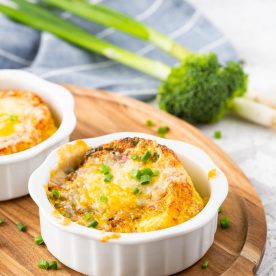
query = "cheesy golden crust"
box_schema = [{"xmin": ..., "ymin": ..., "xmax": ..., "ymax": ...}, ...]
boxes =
[
  {"xmin": 47, "ymin": 138, "xmax": 205, "ymax": 233},
  {"xmin": 0, "ymin": 90, "xmax": 57, "ymax": 155}
]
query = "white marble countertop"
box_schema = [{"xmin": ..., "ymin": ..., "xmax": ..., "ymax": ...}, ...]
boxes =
[{"xmin": 190, "ymin": 1, "xmax": 276, "ymax": 274}]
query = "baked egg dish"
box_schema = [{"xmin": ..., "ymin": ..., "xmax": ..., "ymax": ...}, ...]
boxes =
[
  {"xmin": 47, "ymin": 138, "xmax": 205, "ymax": 233},
  {"xmin": 0, "ymin": 90, "xmax": 57, "ymax": 155}
]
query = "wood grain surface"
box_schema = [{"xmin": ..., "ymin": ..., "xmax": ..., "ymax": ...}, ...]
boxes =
[{"xmin": 0, "ymin": 85, "xmax": 267, "ymax": 276}]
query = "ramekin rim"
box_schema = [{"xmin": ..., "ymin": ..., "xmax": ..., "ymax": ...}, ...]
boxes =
[
  {"xmin": 0, "ymin": 70, "xmax": 76, "ymax": 164},
  {"xmin": 29, "ymin": 132, "xmax": 228, "ymax": 244}
]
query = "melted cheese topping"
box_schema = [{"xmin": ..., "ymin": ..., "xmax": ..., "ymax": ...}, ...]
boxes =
[
  {"xmin": 0, "ymin": 90, "xmax": 57, "ymax": 155},
  {"xmin": 47, "ymin": 138, "xmax": 205, "ymax": 233},
  {"xmin": 100, "ymin": 234, "xmax": 121, "ymax": 243}
]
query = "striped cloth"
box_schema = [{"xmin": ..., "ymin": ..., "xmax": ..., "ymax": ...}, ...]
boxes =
[{"xmin": 0, "ymin": 0, "xmax": 238, "ymax": 100}]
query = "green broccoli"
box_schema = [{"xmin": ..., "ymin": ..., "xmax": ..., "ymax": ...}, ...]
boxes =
[
  {"xmin": 1, "ymin": 0, "xmax": 275, "ymax": 128},
  {"xmin": 158, "ymin": 53, "xmax": 247, "ymax": 123}
]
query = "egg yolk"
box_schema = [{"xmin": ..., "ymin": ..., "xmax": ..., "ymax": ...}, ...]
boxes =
[{"xmin": 0, "ymin": 114, "xmax": 18, "ymax": 136}]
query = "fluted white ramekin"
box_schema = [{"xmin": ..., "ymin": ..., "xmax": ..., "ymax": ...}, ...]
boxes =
[
  {"xmin": 0, "ymin": 70, "xmax": 76, "ymax": 201},
  {"xmin": 29, "ymin": 132, "xmax": 228, "ymax": 276}
]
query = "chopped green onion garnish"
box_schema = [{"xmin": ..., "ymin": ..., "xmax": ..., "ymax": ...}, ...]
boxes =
[
  {"xmin": 132, "ymin": 187, "xmax": 140, "ymax": 195},
  {"xmin": 48, "ymin": 260, "xmax": 58, "ymax": 270},
  {"xmin": 99, "ymin": 164, "xmax": 111, "ymax": 174},
  {"xmin": 139, "ymin": 174, "xmax": 151, "ymax": 185},
  {"xmin": 219, "ymin": 216, "xmax": 230, "ymax": 229},
  {"xmin": 34, "ymin": 234, "xmax": 44, "ymax": 245},
  {"xmin": 38, "ymin": 259, "xmax": 49, "ymax": 270},
  {"xmin": 153, "ymin": 153, "xmax": 159, "ymax": 162},
  {"xmin": 37, "ymin": 259, "xmax": 58, "ymax": 270},
  {"xmin": 52, "ymin": 189, "xmax": 60, "ymax": 199},
  {"xmin": 145, "ymin": 120, "xmax": 154, "ymax": 127},
  {"xmin": 157, "ymin": 126, "xmax": 170, "ymax": 137},
  {"xmin": 140, "ymin": 168, "xmax": 153, "ymax": 176},
  {"xmin": 9, "ymin": 114, "xmax": 18, "ymax": 121},
  {"xmin": 131, "ymin": 168, "xmax": 141, "ymax": 178},
  {"xmin": 104, "ymin": 174, "xmax": 113, "ymax": 182},
  {"xmin": 158, "ymin": 126, "xmax": 170, "ymax": 134},
  {"xmin": 131, "ymin": 167, "xmax": 158, "ymax": 184},
  {"xmin": 218, "ymin": 206, "xmax": 223, "ymax": 213},
  {"xmin": 0, "ymin": 218, "xmax": 4, "ymax": 225},
  {"xmin": 153, "ymin": 170, "xmax": 160, "ymax": 176},
  {"xmin": 141, "ymin": 151, "xmax": 151, "ymax": 162},
  {"xmin": 214, "ymin": 130, "xmax": 222, "ymax": 139},
  {"xmin": 100, "ymin": 195, "xmax": 108, "ymax": 203},
  {"xmin": 131, "ymin": 154, "xmax": 139, "ymax": 160},
  {"xmin": 16, "ymin": 223, "xmax": 26, "ymax": 232},
  {"xmin": 201, "ymin": 260, "xmax": 209, "ymax": 269},
  {"xmin": 88, "ymin": 220, "xmax": 98, "ymax": 228},
  {"xmin": 85, "ymin": 213, "xmax": 92, "ymax": 221}
]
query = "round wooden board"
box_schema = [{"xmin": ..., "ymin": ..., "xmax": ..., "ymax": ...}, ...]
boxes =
[{"xmin": 0, "ymin": 85, "xmax": 266, "ymax": 276}]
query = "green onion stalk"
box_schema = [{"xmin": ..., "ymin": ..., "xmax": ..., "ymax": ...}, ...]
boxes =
[
  {"xmin": 42, "ymin": 0, "xmax": 190, "ymax": 60},
  {"xmin": 1, "ymin": 0, "xmax": 275, "ymax": 128}
]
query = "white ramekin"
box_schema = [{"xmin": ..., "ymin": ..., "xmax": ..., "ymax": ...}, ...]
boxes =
[
  {"xmin": 29, "ymin": 132, "xmax": 228, "ymax": 276},
  {"xmin": 0, "ymin": 70, "xmax": 76, "ymax": 201}
]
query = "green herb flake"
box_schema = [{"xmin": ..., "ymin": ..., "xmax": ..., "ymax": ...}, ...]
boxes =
[
  {"xmin": 9, "ymin": 114, "xmax": 18, "ymax": 121},
  {"xmin": 201, "ymin": 260, "xmax": 209, "ymax": 269},
  {"xmin": 131, "ymin": 154, "xmax": 139, "ymax": 160},
  {"xmin": 16, "ymin": 223, "xmax": 26, "ymax": 232},
  {"xmin": 218, "ymin": 206, "xmax": 223, "ymax": 213},
  {"xmin": 140, "ymin": 168, "xmax": 153, "ymax": 176},
  {"xmin": 88, "ymin": 220, "xmax": 98, "ymax": 228},
  {"xmin": 0, "ymin": 218, "xmax": 4, "ymax": 225},
  {"xmin": 213, "ymin": 130, "xmax": 222, "ymax": 139},
  {"xmin": 100, "ymin": 195, "xmax": 108, "ymax": 203},
  {"xmin": 153, "ymin": 170, "xmax": 160, "ymax": 176},
  {"xmin": 153, "ymin": 153, "xmax": 159, "ymax": 162},
  {"xmin": 132, "ymin": 187, "xmax": 140, "ymax": 195},
  {"xmin": 48, "ymin": 260, "xmax": 58, "ymax": 270},
  {"xmin": 38, "ymin": 259, "xmax": 49, "ymax": 270},
  {"xmin": 157, "ymin": 126, "xmax": 170, "ymax": 137},
  {"xmin": 85, "ymin": 213, "xmax": 92, "ymax": 221},
  {"xmin": 52, "ymin": 189, "xmax": 60, "ymax": 199},
  {"xmin": 104, "ymin": 174, "xmax": 113, "ymax": 183},
  {"xmin": 131, "ymin": 168, "xmax": 141, "ymax": 179},
  {"xmin": 99, "ymin": 164, "xmax": 111, "ymax": 174},
  {"xmin": 219, "ymin": 216, "xmax": 230, "ymax": 229},
  {"xmin": 141, "ymin": 151, "xmax": 151, "ymax": 162},
  {"xmin": 140, "ymin": 174, "xmax": 151, "ymax": 185},
  {"xmin": 34, "ymin": 234, "xmax": 44, "ymax": 245},
  {"xmin": 145, "ymin": 120, "xmax": 154, "ymax": 127}
]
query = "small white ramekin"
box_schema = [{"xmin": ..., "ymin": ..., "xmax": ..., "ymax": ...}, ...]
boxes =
[
  {"xmin": 0, "ymin": 70, "xmax": 76, "ymax": 201},
  {"xmin": 29, "ymin": 132, "xmax": 228, "ymax": 276}
]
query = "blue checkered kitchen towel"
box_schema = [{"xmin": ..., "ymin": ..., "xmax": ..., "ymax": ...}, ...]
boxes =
[{"xmin": 0, "ymin": 0, "xmax": 238, "ymax": 101}]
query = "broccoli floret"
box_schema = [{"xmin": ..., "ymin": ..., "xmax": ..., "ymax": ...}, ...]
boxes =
[{"xmin": 158, "ymin": 53, "xmax": 248, "ymax": 123}]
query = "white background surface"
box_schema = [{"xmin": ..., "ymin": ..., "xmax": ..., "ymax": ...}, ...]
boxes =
[
  {"xmin": 192, "ymin": 0, "xmax": 276, "ymax": 99},
  {"xmin": 191, "ymin": 0, "xmax": 276, "ymax": 274}
]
